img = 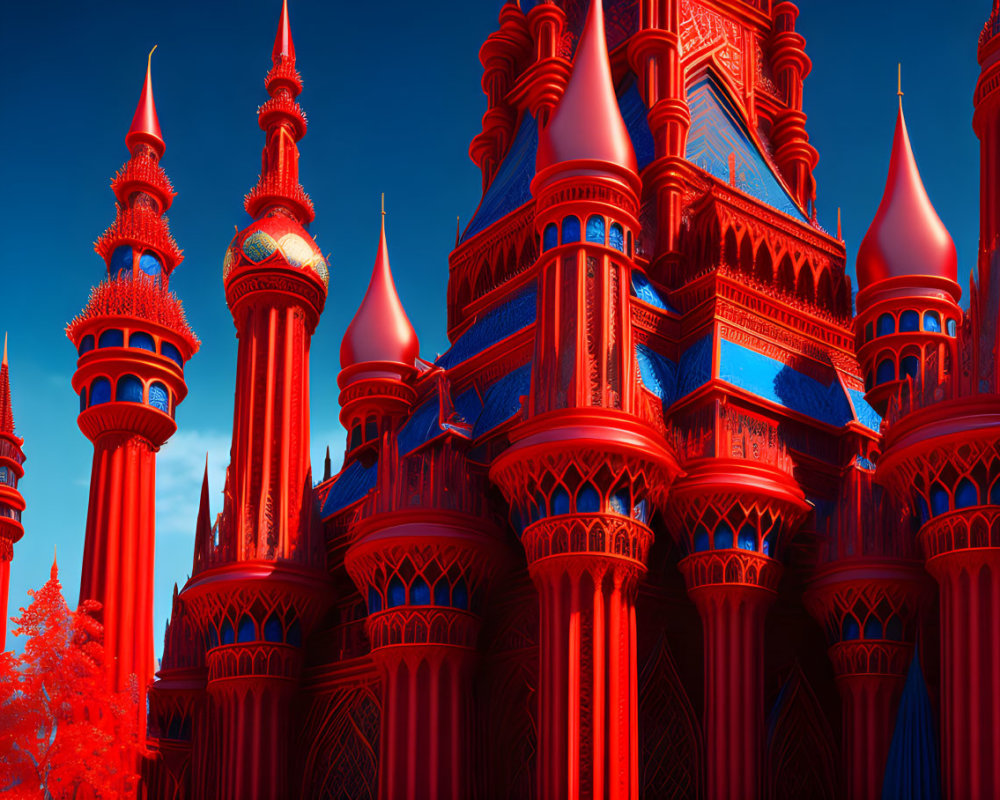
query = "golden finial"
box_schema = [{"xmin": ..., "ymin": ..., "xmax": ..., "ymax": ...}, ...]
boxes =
[
  {"xmin": 837, "ymin": 207, "xmax": 842, "ymax": 241},
  {"xmin": 898, "ymin": 63, "xmax": 903, "ymax": 100},
  {"xmin": 2, "ymin": 332, "xmax": 7, "ymax": 367},
  {"xmin": 381, "ymin": 193, "xmax": 385, "ymax": 218},
  {"xmin": 148, "ymin": 44, "xmax": 158, "ymax": 71}
]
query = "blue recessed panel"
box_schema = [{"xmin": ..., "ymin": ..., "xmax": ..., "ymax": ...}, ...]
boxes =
[
  {"xmin": 848, "ymin": 389, "xmax": 882, "ymax": 433},
  {"xmin": 686, "ymin": 75, "xmax": 807, "ymax": 222},
  {"xmin": 322, "ymin": 460, "xmax": 378, "ymax": 517},
  {"xmin": 635, "ymin": 344, "xmax": 677, "ymax": 407},
  {"xmin": 617, "ymin": 79, "xmax": 655, "ymax": 170},
  {"xmin": 631, "ymin": 270, "xmax": 675, "ymax": 313},
  {"xmin": 677, "ymin": 336, "xmax": 713, "ymax": 399},
  {"xmin": 436, "ymin": 284, "xmax": 537, "ymax": 369}
]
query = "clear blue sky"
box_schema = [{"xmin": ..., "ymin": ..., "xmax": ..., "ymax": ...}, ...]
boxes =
[{"xmin": 0, "ymin": 0, "xmax": 987, "ymax": 651}]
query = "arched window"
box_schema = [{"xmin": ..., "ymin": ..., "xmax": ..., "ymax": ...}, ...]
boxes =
[
  {"xmin": 452, "ymin": 578, "xmax": 469, "ymax": 610},
  {"xmin": 90, "ymin": 378, "xmax": 112, "ymax": 406},
  {"xmin": 206, "ymin": 626, "xmax": 219, "ymax": 650},
  {"xmin": 586, "ymin": 215, "xmax": 606, "ymax": 244},
  {"xmin": 955, "ymin": 478, "xmax": 978, "ymax": 509},
  {"xmin": 551, "ymin": 485, "xmax": 570, "ymax": 516},
  {"xmin": 991, "ymin": 479, "xmax": 1000, "ymax": 506},
  {"xmin": 79, "ymin": 388, "xmax": 87, "ymax": 413},
  {"xmin": 237, "ymin": 615, "xmax": 255, "ymax": 643},
  {"xmin": 78, "ymin": 335, "xmax": 95, "ymax": 356},
  {"xmin": 923, "ymin": 311, "xmax": 942, "ymax": 333},
  {"xmin": 713, "ymin": 523, "xmax": 734, "ymax": 549},
  {"xmin": 930, "ymin": 483, "xmax": 950, "ymax": 517},
  {"xmin": 899, "ymin": 310, "xmax": 920, "ymax": 332},
  {"xmin": 900, "ymin": 356, "xmax": 919, "ymax": 381},
  {"xmin": 842, "ymin": 615, "xmax": 861, "ymax": 641},
  {"xmin": 364, "ymin": 416, "xmax": 378, "ymax": 442},
  {"xmin": 433, "ymin": 581, "xmax": 450, "ymax": 606},
  {"xmin": 129, "ymin": 331, "xmax": 156, "ymax": 352},
  {"xmin": 220, "ymin": 620, "xmax": 235, "ymax": 646},
  {"xmin": 368, "ymin": 587, "xmax": 382, "ymax": 614},
  {"xmin": 915, "ymin": 494, "xmax": 930, "ymax": 525},
  {"xmin": 863, "ymin": 617, "xmax": 883, "ymax": 640},
  {"xmin": 139, "ymin": 251, "xmax": 162, "ymax": 278},
  {"xmin": 116, "ymin": 375, "xmax": 144, "ymax": 403},
  {"xmin": 693, "ymin": 526, "xmax": 711, "ymax": 552},
  {"xmin": 110, "ymin": 245, "xmax": 133, "ymax": 279},
  {"xmin": 864, "ymin": 322, "xmax": 873, "ymax": 343},
  {"xmin": 947, "ymin": 318, "xmax": 958, "ymax": 337},
  {"xmin": 410, "ymin": 577, "xmax": 430, "ymax": 605},
  {"xmin": 633, "ymin": 498, "xmax": 649, "ymax": 525},
  {"xmin": 349, "ymin": 425, "xmax": 362, "ymax": 451},
  {"xmin": 561, "ymin": 216, "xmax": 581, "ymax": 244},
  {"xmin": 876, "ymin": 359, "xmax": 895, "ymax": 384},
  {"xmin": 387, "ymin": 576, "xmax": 406, "ymax": 608},
  {"xmin": 161, "ymin": 341, "xmax": 184, "ymax": 368},
  {"xmin": 609, "ymin": 488, "xmax": 631, "ymax": 516},
  {"xmin": 287, "ymin": 620, "xmax": 302, "ymax": 647},
  {"xmin": 543, "ymin": 223, "xmax": 558, "ymax": 251},
  {"xmin": 885, "ymin": 615, "xmax": 903, "ymax": 641},
  {"xmin": 576, "ymin": 482, "xmax": 600, "ymax": 513},
  {"xmin": 763, "ymin": 532, "xmax": 776, "ymax": 557},
  {"xmin": 263, "ymin": 615, "xmax": 283, "ymax": 643},
  {"xmin": 876, "ymin": 314, "xmax": 895, "ymax": 337},
  {"xmin": 149, "ymin": 383, "xmax": 169, "ymax": 413},
  {"xmin": 98, "ymin": 329, "xmax": 125, "ymax": 348},
  {"xmin": 738, "ymin": 525, "xmax": 757, "ymax": 551},
  {"xmin": 627, "ymin": 231, "xmax": 633, "ymax": 258},
  {"xmin": 609, "ymin": 223, "xmax": 625, "ymax": 252}
]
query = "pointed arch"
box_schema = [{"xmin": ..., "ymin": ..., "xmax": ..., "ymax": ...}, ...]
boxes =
[
  {"xmin": 777, "ymin": 255, "xmax": 795, "ymax": 294},
  {"xmin": 739, "ymin": 233, "xmax": 754, "ymax": 275},
  {"xmin": 755, "ymin": 242, "xmax": 774, "ymax": 284},
  {"xmin": 797, "ymin": 263, "xmax": 816, "ymax": 304},
  {"xmin": 815, "ymin": 268, "xmax": 833, "ymax": 311},
  {"xmin": 640, "ymin": 635, "xmax": 704, "ymax": 799},
  {"xmin": 766, "ymin": 664, "xmax": 838, "ymax": 800},
  {"xmin": 724, "ymin": 225, "xmax": 739, "ymax": 269}
]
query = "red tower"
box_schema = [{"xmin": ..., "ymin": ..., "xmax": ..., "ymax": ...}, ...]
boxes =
[
  {"xmin": 68, "ymin": 51, "xmax": 198, "ymax": 729},
  {"xmin": 0, "ymin": 337, "xmax": 26, "ymax": 652},
  {"xmin": 178, "ymin": 3, "xmax": 329, "ymax": 797}
]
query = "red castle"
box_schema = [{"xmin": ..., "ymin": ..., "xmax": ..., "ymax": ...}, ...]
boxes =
[{"xmin": 10, "ymin": 0, "xmax": 995, "ymax": 797}]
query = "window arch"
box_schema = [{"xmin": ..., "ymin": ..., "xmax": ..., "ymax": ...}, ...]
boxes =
[
  {"xmin": 98, "ymin": 329, "xmax": 125, "ymax": 348},
  {"xmin": 543, "ymin": 223, "xmax": 558, "ymax": 251},
  {"xmin": 116, "ymin": 375, "xmax": 144, "ymax": 403},
  {"xmin": 433, "ymin": 581, "xmax": 450, "ymax": 606},
  {"xmin": 129, "ymin": 331, "xmax": 156, "ymax": 352},
  {"xmin": 220, "ymin": 620, "xmax": 235, "ymax": 646},
  {"xmin": 863, "ymin": 617, "xmax": 883, "ymax": 640},
  {"xmin": 79, "ymin": 388, "xmax": 87, "ymax": 413},
  {"xmin": 693, "ymin": 526, "xmax": 710, "ymax": 553},
  {"xmin": 955, "ymin": 478, "xmax": 978, "ymax": 509},
  {"xmin": 576, "ymin": 483, "xmax": 600, "ymax": 513},
  {"xmin": 609, "ymin": 223, "xmax": 625, "ymax": 252},
  {"xmin": 930, "ymin": 484, "xmax": 950, "ymax": 517},
  {"xmin": 452, "ymin": 578, "xmax": 469, "ymax": 610},
  {"xmin": 562, "ymin": 216, "xmax": 581, "ymax": 244},
  {"xmin": 900, "ymin": 355, "xmax": 919, "ymax": 381},
  {"xmin": 237, "ymin": 615, "xmax": 255, "ymax": 643},
  {"xmin": 287, "ymin": 620, "xmax": 302, "ymax": 647},
  {"xmin": 149, "ymin": 382, "xmax": 169, "ymax": 413},
  {"xmin": 899, "ymin": 310, "xmax": 919, "ymax": 332},
  {"xmin": 609, "ymin": 488, "xmax": 631, "ymax": 516},
  {"xmin": 263, "ymin": 615, "xmax": 283, "ymax": 643},
  {"xmin": 876, "ymin": 314, "xmax": 895, "ymax": 337},
  {"xmin": 368, "ymin": 587, "xmax": 382, "ymax": 614},
  {"xmin": 410, "ymin": 577, "xmax": 430, "ymax": 605},
  {"xmin": 78, "ymin": 335, "xmax": 95, "ymax": 356},
  {"xmin": 923, "ymin": 311, "xmax": 942, "ymax": 333},
  {"xmin": 627, "ymin": 231, "xmax": 633, "ymax": 258},
  {"xmin": 842, "ymin": 615, "xmax": 861, "ymax": 641},
  {"xmin": 864, "ymin": 322, "xmax": 874, "ymax": 343},
  {"xmin": 364, "ymin": 415, "xmax": 378, "ymax": 442},
  {"xmin": 90, "ymin": 377, "xmax": 112, "ymax": 406},
  {"xmin": 551, "ymin": 485, "xmax": 570, "ymax": 516},
  {"xmin": 586, "ymin": 215, "xmax": 606, "ymax": 244},
  {"xmin": 713, "ymin": 524, "xmax": 733, "ymax": 549},
  {"xmin": 387, "ymin": 576, "xmax": 406, "ymax": 608},
  {"xmin": 875, "ymin": 359, "xmax": 895, "ymax": 385},
  {"xmin": 947, "ymin": 318, "xmax": 958, "ymax": 337},
  {"xmin": 737, "ymin": 525, "xmax": 756, "ymax": 551},
  {"xmin": 161, "ymin": 341, "xmax": 184, "ymax": 368}
]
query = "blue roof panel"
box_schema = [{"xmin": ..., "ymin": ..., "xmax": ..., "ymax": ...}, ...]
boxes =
[
  {"xmin": 677, "ymin": 336, "xmax": 713, "ymax": 399},
  {"xmin": 848, "ymin": 388, "xmax": 882, "ymax": 433},
  {"xmin": 631, "ymin": 269, "xmax": 675, "ymax": 313},
  {"xmin": 635, "ymin": 344, "xmax": 677, "ymax": 407},
  {"xmin": 321, "ymin": 460, "xmax": 377, "ymax": 517},
  {"xmin": 435, "ymin": 283, "xmax": 538, "ymax": 369}
]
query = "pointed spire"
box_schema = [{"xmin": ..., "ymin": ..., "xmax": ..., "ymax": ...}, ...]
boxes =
[
  {"xmin": 126, "ymin": 46, "xmax": 165, "ymax": 156},
  {"xmin": 534, "ymin": 0, "xmax": 636, "ymax": 189},
  {"xmin": 195, "ymin": 457, "xmax": 212, "ymax": 551},
  {"xmin": 0, "ymin": 335, "xmax": 14, "ymax": 435},
  {"xmin": 340, "ymin": 198, "xmax": 420, "ymax": 370},
  {"xmin": 323, "ymin": 445, "xmax": 332, "ymax": 482},
  {"xmin": 856, "ymin": 91, "xmax": 957, "ymax": 291},
  {"xmin": 272, "ymin": 0, "xmax": 295, "ymax": 64}
]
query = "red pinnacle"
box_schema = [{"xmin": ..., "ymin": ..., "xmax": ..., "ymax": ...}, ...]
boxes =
[
  {"xmin": 272, "ymin": 0, "xmax": 295, "ymax": 64},
  {"xmin": 0, "ymin": 334, "xmax": 13, "ymax": 435},
  {"xmin": 126, "ymin": 46, "xmax": 165, "ymax": 156}
]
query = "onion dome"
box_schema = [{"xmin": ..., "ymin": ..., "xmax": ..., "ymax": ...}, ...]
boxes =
[
  {"xmin": 126, "ymin": 47, "xmax": 165, "ymax": 156},
  {"xmin": 534, "ymin": 0, "xmax": 637, "ymax": 190},
  {"xmin": 856, "ymin": 101, "xmax": 957, "ymax": 292},
  {"xmin": 340, "ymin": 204, "xmax": 419, "ymax": 371},
  {"xmin": 223, "ymin": 208, "xmax": 329, "ymax": 287}
]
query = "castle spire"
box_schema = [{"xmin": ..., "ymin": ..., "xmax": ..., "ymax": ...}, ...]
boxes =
[
  {"xmin": 245, "ymin": 0, "xmax": 314, "ymax": 223},
  {"xmin": 0, "ymin": 334, "xmax": 13, "ymax": 435},
  {"xmin": 534, "ymin": 0, "xmax": 636, "ymax": 189},
  {"xmin": 340, "ymin": 198, "xmax": 419, "ymax": 370},
  {"xmin": 126, "ymin": 46, "xmax": 164, "ymax": 156}
]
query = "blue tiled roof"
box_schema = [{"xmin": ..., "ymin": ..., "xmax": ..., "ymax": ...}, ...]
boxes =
[
  {"xmin": 631, "ymin": 269, "xmax": 675, "ymax": 312},
  {"xmin": 848, "ymin": 388, "xmax": 882, "ymax": 433},
  {"xmin": 321, "ymin": 460, "xmax": 377, "ymax": 517},
  {"xmin": 881, "ymin": 656, "xmax": 941, "ymax": 800},
  {"xmin": 452, "ymin": 362, "xmax": 531, "ymax": 439},
  {"xmin": 677, "ymin": 336, "xmax": 713, "ymax": 399},
  {"xmin": 618, "ymin": 79, "xmax": 655, "ymax": 171},
  {"xmin": 719, "ymin": 339, "xmax": 856, "ymax": 427},
  {"xmin": 397, "ymin": 398, "xmax": 444, "ymax": 456},
  {"xmin": 435, "ymin": 283, "xmax": 538, "ymax": 369},
  {"xmin": 686, "ymin": 74, "xmax": 808, "ymax": 222},
  {"xmin": 635, "ymin": 344, "xmax": 677, "ymax": 407}
]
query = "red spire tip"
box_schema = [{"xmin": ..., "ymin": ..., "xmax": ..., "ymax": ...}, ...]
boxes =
[
  {"xmin": 272, "ymin": 0, "xmax": 296, "ymax": 64},
  {"xmin": 126, "ymin": 46, "xmax": 165, "ymax": 156}
]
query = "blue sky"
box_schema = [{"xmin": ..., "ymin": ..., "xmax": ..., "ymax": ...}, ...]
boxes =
[{"xmin": 0, "ymin": 0, "xmax": 987, "ymax": 650}]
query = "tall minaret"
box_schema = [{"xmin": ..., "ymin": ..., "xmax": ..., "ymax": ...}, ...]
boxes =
[
  {"xmin": 182, "ymin": 3, "xmax": 329, "ymax": 797},
  {"xmin": 68, "ymin": 51, "xmax": 198, "ymax": 730},
  {"xmin": 0, "ymin": 336, "xmax": 26, "ymax": 652}
]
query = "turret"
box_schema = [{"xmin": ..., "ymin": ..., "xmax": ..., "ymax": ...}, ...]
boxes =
[
  {"xmin": 68, "ymin": 50, "xmax": 198, "ymax": 737},
  {"xmin": 0, "ymin": 337, "xmax": 26, "ymax": 652},
  {"xmin": 854, "ymin": 88, "xmax": 961, "ymax": 415},
  {"xmin": 338, "ymin": 200, "xmax": 419, "ymax": 460}
]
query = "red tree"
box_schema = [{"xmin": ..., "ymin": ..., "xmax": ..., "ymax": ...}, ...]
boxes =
[{"xmin": 0, "ymin": 559, "xmax": 142, "ymax": 799}]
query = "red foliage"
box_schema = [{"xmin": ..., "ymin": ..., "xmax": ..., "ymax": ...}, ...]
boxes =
[
  {"xmin": 65, "ymin": 276, "xmax": 200, "ymax": 355},
  {"xmin": 0, "ymin": 562, "xmax": 143, "ymax": 799}
]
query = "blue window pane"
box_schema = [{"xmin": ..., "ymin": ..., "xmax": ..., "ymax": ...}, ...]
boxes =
[
  {"xmin": 220, "ymin": 620, "xmax": 235, "ymax": 645},
  {"xmin": 116, "ymin": 375, "xmax": 144, "ymax": 403},
  {"xmin": 237, "ymin": 615, "xmax": 255, "ymax": 643},
  {"xmin": 452, "ymin": 579, "xmax": 469, "ymax": 610},
  {"xmin": 129, "ymin": 331, "xmax": 156, "ymax": 351},
  {"xmin": 842, "ymin": 616, "xmax": 860, "ymax": 641},
  {"xmin": 287, "ymin": 620, "xmax": 302, "ymax": 647},
  {"xmin": 885, "ymin": 615, "xmax": 903, "ymax": 641},
  {"xmin": 924, "ymin": 311, "xmax": 941, "ymax": 333},
  {"xmin": 863, "ymin": 617, "xmax": 883, "ymax": 640},
  {"xmin": 161, "ymin": 341, "xmax": 184, "ymax": 368},
  {"xmin": 207, "ymin": 627, "xmax": 219, "ymax": 649},
  {"xmin": 586, "ymin": 215, "xmax": 606, "ymax": 244},
  {"xmin": 899, "ymin": 310, "xmax": 920, "ymax": 332},
  {"xmin": 110, "ymin": 245, "xmax": 133, "ymax": 278},
  {"xmin": 263, "ymin": 615, "xmax": 283, "ymax": 643},
  {"xmin": 915, "ymin": 495, "xmax": 930, "ymax": 525},
  {"xmin": 955, "ymin": 479, "xmax": 978, "ymax": 509},
  {"xmin": 609, "ymin": 223, "xmax": 625, "ymax": 252},
  {"xmin": 876, "ymin": 359, "xmax": 895, "ymax": 385},
  {"xmin": 693, "ymin": 527, "xmax": 710, "ymax": 553},
  {"xmin": 627, "ymin": 231, "xmax": 633, "ymax": 257},
  {"xmin": 900, "ymin": 356, "xmax": 919, "ymax": 380},
  {"xmin": 79, "ymin": 335, "xmax": 95, "ymax": 356},
  {"xmin": 551, "ymin": 486, "xmax": 570, "ymax": 516},
  {"xmin": 713, "ymin": 524, "xmax": 733, "ymax": 549},
  {"xmin": 609, "ymin": 489, "xmax": 630, "ymax": 516},
  {"xmin": 364, "ymin": 419, "xmax": 379, "ymax": 441},
  {"xmin": 368, "ymin": 587, "xmax": 382, "ymax": 614},
  {"xmin": 98, "ymin": 329, "xmax": 124, "ymax": 348},
  {"xmin": 149, "ymin": 383, "xmax": 169, "ymax": 413},
  {"xmin": 433, "ymin": 581, "xmax": 450, "ymax": 606},
  {"xmin": 349, "ymin": 426, "xmax": 362, "ymax": 451},
  {"xmin": 577, "ymin": 483, "xmax": 600, "ymax": 513},
  {"xmin": 877, "ymin": 314, "xmax": 895, "ymax": 336},
  {"xmin": 991, "ymin": 481, "xmax": 1000, "ymax": 506},
  {"xmin": 561, "ymin": 216, "xmax": 581, "ymax": 244},
  {"xmin": 864, "ymin": 322, "xmax": 873, "ymax": 342},
  {"xmin": 387, "ymin": 577, "xmax": 406, "ymax": 608},
  {"xmin": 947, "ymin": 318, "xmax": 957, "ymax": 337},
  {"xmin": 410, "ymin": 577, "xmax": 430, "ymax": 605},
  {"xmin": 79, "ymin": 389, "xmax": 87, "ymax": 413},
  {"xmin": 510, "ymin": 505, "xmax": 525, "ymax": 535},
  {"xmin": 930, "ymin": 484, "xmax": 950, "ymax": 517},
  {"xmin": 543, "ymin": 223, "xmax": 558, "ymax": 251},
  {"xmin": 738, "ymin": 525, "xmax": 756, "ymax": 551},
  {"xmin": 763, "ymin": 532, "xmax": 776, "ymax": 557},
  {"xmin": 139, "ymin": 251, "xmax": 162, "ymax": 278},
  {"xmin": 90, "ymin": 378, "xmax": 111, "ymax": 406},
  {"xmin": 633, "ymin": 499, "xmax": 648, "ymax": 525}
]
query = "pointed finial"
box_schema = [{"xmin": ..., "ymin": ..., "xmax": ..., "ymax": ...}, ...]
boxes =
[
  {"xmin": 126, "ymin": 45, "xmax": 165, "ymax": 156},
  {"xmin": 273, "ymin": 0, "xmax": 296, "ymax": 64},
  {"xmin": 3, "ymin": 333, "xmax": 7, "ymax": 367},
  {"xmin": 898, "ymin": 63, "xmax": 904, "ymax": 102},
  {"xmin": 837, "ymin": 207, "xmax": 842, "ymax": 240},
  {"xmin": 52, "ymin": 546, "xmax": 58, "ymax": 578},
  {"xmin": 381, "ymin": 192, "xmax": 386, "ymax": 218},
  {"xmin": 455, "ymin": 216, "xmax": 461, "ymax": 248}
]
